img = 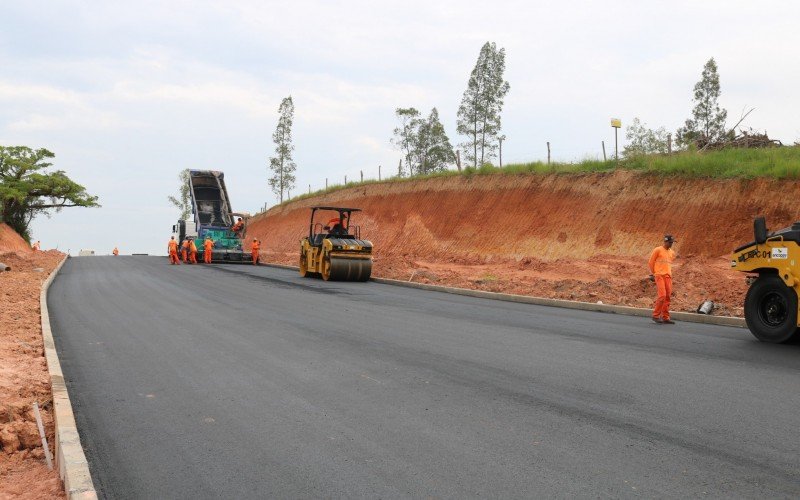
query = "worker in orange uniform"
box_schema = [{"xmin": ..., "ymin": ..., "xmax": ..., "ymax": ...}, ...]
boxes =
[
  {"xmin": 32, "ymin": 240, "xmax": 40, "ymax": 251},
  {"xmin": 232, "ymin": 217, "xmax": 245, "ymax": 236},
  {"xmin": 112, "ymin": 247, "xmax": 119, "ymax": 256},
  {"xmin": 251, "ymin": 238, "xmax": 261, "ymax": 265},
  {"xmin": 168, "ymin": 236, "xmax": 180, "ymax": 265},
  {"xmin": 180, "ymin": 238, "xmax": 190, "ymax": 262},
  {"xmin": 203, "ymin": 236, "xmax": 215, "ymax": 264},
  {"xmin": 648, "ymin": 234, "xmax": 677, "ymax": 324},
  {"xmin": 188, "ymin": 237, "xmax": 198, "ymax": 264}
]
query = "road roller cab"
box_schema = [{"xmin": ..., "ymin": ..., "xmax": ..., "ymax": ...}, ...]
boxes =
[
  {"xmin": 731, "ymin": 217, "xmax": 800, "ymax": 343},
  {"xmin": 299, "ymin": 206, "xmax": 373, "ymax": 281}
]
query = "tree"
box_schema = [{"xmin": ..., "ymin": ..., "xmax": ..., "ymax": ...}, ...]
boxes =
[
  {"xmin": 0, "ymin": 146, "xmax": 99, "ymax": 240},
  {"xmin": 391, "ymin": 107, "xmax": 421, "ymax": 177},
  {"xmin": 167, "ymin": 169, "xmax": 191, "ymax": 220},
  {"xmin": 416, "ymin": 108, "xmax": 456, "ymax": 174},
  {"xmin": 623, "ymin": 118, "xmax": 670, "ymax": 157},
  {"xmin": 456, "ymin": 42, "xmax": 510, "ymax": 168},
  {"xmin": 268, "ymin": 96, "xmax": 296, "ymax": 203},
  {"xmin": 676, "ymin": 58, "xmax": 729, "ymax": 147}
]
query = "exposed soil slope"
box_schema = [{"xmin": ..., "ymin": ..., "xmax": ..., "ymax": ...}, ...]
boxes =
[
  {"xmin": 248, "ymin": 171, "xmax": 799, "ymax": 317},
  {"xmin": 0, "ymin": 223, "xmax": 32, "ymax": 255},
  {"xmin": 0, "ymin": 246, "xmax": 65, "ymax": 499}
]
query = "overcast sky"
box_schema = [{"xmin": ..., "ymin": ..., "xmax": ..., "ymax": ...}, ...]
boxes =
[{"xmin": 2, "ymin": 0, "xmax": 798, "ymax": 255}]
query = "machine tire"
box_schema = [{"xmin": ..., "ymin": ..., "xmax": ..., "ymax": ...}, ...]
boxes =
[
  {"xmin": 299, "ymin": 252, "xmax": 309, "ymax": 277},
  {"xmin": 321, "ymin": 254, "xmax": 332, "ymax": 281},
  {"xmin": 744, "ymin": 275, "xmax": 799, "ymax": 343}
]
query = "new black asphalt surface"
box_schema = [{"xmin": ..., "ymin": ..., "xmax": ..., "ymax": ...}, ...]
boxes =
[{"xmin": 49, "ymin": 256, "xmax": 800, "ymax": 498}]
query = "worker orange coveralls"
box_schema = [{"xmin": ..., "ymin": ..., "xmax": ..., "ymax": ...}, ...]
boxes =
[
  {"xmin": 251, "ymin": 239, "xmax": 261, "ymax": 265},
  {"xmin": 203, "ymin": 238, "xmax": 214, "ymax": 264},
  {"xmin": 168, "ymin": 239, "xmax": 180, "ymax": 265},
  {"xmin": 180, "ymin": 239, "xmax": 189, "ymax": 262},
  {"xmin": 188, "ymin": 239, "xmax": 198, "ymax": 264},
  {"xmin": 649, "ymin": 246, "xmax": 676, "ymax": 321}
]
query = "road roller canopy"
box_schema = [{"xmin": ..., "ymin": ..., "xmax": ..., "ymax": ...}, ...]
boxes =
[{"xmin": 309, "ymin": 206, "xmax": 363, "ymax": 239}]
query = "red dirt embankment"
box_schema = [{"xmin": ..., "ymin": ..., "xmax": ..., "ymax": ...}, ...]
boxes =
[
  {"xmin": 0, "ymin": 222, "xmax": 64, "ymax": 498},
  {"xmin": 248, "ymin": 170, "xmax": 800, "ymax": 317}
]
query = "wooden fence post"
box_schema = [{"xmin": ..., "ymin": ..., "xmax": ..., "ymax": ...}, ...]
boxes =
[
  {"xmin": 602, "ymin": 141, "xmax": 607, "ymax": 161},
  {"xmin": 378, "ymin": 165, "xmax": 381, "ymax": 181},
  {"xmin": 547, "ymin": 142, "xmax": 551, "ymax": 165},
  {"xmin": 456, "ymin": 150, "xmax": 462, "ymax": 172},
  {"xmin": 360, "ymin": 170, "xmax": 363, "ymax": 182},
  {"xmin": 667, "ymin": 133, "xmax": 672, "ymax": 155}
]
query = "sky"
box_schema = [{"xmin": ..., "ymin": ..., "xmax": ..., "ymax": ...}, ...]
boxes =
[{"xmin": 1, "ymin": 0, "xmax": 798, "ymax": 255}]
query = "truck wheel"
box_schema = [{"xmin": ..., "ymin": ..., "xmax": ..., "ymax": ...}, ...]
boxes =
[{"xmin": 745, "ymin": 275, "xmax": 798, "ymax": 343}]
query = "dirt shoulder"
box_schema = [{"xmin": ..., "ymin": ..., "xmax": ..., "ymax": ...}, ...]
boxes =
[{"xmin": 0, "ymin": 250, "xmax": 65, "ymax": 499}]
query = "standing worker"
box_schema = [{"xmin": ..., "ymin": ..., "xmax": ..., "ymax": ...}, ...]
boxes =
[
  {"xmin": 648, "ymin": 234, "xmax": 677, "ymax": 324},
  {"xmin": 180, "ymin": 238, "xmax": 190, "ymax": 263},
  {"xmin": 203, "ymin": 236, "xmax": 214, "ymax": 264},
  {"xmin": 32, "ymin": 240, "xmax": 41, "ymax": 251},
  {"xmin": 112, "ymin": 247, "xmax": 119, "ymax": 256},
  {"xmin": 168, "ymin": 236, "xmax": 180, "ymax": 265},
  {"xmin": 188, "ymin": 237, "xmax": 198, "ymax": 264},
  {"xmin": 251, "ymin": 238, "xmax": 261, "ymax": 265}
]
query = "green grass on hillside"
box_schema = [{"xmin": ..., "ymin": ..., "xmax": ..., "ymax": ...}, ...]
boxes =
[{"xmin": 270, "ymin": 146, "xmax": 800, "ymax": 210}]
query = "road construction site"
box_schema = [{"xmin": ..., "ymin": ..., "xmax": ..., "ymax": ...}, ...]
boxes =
[{"xmin": 45, "ymin": 255, "xmax": 800, "ymax": 498}]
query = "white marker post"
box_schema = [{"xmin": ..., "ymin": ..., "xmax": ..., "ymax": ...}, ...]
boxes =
[{"xmin": 32, "ymin": 401, "xmax": 53, "ymax": 470}]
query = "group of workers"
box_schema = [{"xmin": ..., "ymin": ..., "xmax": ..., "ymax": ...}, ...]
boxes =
[{"xmin": 167, "ymin": 234, "xmax": 261, "ymax": 265}]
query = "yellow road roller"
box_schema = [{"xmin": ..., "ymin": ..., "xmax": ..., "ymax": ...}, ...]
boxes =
[
  {"xmin": 299, "ymin": 206, "xmax": 373, "ymax": 281},
  {"xmin": 731, "ymin": 217, "xmax": 800, "ymax": 343}
]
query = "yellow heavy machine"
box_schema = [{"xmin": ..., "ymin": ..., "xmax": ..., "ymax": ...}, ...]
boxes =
[
  {"xmin": 299, "ymin": 206, "xmax": 373, "ymax": 281},
  {"xmin": 731, "ymin": 217, "xmax": 800, "ymax": 343}
]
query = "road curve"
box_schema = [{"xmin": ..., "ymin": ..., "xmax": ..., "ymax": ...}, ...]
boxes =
[{"xmin": 48, "ymin": 256, "xmax": 800, "ymax": 498}]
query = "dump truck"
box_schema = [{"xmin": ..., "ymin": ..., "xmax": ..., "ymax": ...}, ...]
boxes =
[
  {"xmin": 731, "ymin": 216, "xmax": 800, "ymax": 343},
  {"xmin": 170, "ymin": 170, "xmax": 248, "ymax": 263},
  {"xmin": 299, "ymin": 206, "xmax": 373, "ymax": 281}
]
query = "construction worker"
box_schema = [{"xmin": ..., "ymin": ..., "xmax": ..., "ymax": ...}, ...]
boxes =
[
  {"xmin": 232, "ymin": 217, "xmax": 245, "ymax": 235},
  {"xmin": 32, "ymin": 240, "xmax": 40, "ymax": 251},
  {"xmin": 180, "ymin": 238, "xmax": 190, "ymax": 263},
  {"xmin": 112, "ymin": 247, "xmax": 119, "ymax": 256},
  {"xmin": 251, "ymin": 238, "xmax": 261, "ymax": 265},
  {"xmin": 648, "ymin": 234, "xmax": 677, "ymax": 324},
  {"xmin": 168, "ymin": 236, "xmax": 180, "ymax": 265},
  {"xmin": 188, "ymin": 237, "xmax": 198, "ymax": 264},
  {"xmin": 203, "ymin": 236, "xmax": 214, "ymax": 264}
]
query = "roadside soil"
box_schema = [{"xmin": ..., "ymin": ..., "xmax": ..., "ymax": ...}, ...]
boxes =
[
  {"xmin": 0, "ymin": 225, "xmax": 65, "ymax": 498},
  {"xmin": 246, "ymin": 170, "xmax": 791, "ymax": 317}
]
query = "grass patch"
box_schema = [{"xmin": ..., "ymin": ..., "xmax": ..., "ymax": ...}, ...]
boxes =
[{"xmin": 268, "ymin": 146, "xmax": 800, "ymax": 211}]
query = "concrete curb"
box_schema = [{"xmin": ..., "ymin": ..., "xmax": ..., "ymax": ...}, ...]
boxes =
[
  {"xmin": 40, "ymin": 256, "xmax": 98, "ymax": 499},
  {"xmin": 261, "ymin": 262, "xmax": 746, "ymax": 329}
]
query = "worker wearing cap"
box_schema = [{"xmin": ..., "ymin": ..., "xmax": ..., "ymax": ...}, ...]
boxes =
[
  {"xmin": 649, "ymin": 234, "xmax": 677, "ymax": 324},
  {"xmin": 168, "ymin": 236, "xmax": 180, "ymax": 265},
  {"xmin": 180, "ymin": 238, "xmax": 190, "ymax": 262},
  {"xmin": 251, "ymin": 238, "xmax": 261, "ymax": 265},
  {"xmin": 188, "ymin": 237, "xmax": 198, "ymax": 264},
  {"xmin": 203, "ymin": 236, "xmax": 214, "ymax": 264}
]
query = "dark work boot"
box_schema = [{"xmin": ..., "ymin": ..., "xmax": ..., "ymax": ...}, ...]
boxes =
[
  {"xmin": 652, "ymin": 317, "xmax": 663, "ymax": 324},
  {"xmin": 662, "ymin": 319, "xmax": 675, "ymax": 324}
]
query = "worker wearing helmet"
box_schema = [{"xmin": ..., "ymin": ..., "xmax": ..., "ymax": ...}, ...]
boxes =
[
  {"xmin": 203, "ymin": 236, "xmax": 215, "ymax": 264},
  {"xmin": 167, "ymin": 236, "xmax": 180, "ymax": 265},
  {"xmin": 251, "ymin": 238, "xmax": 261, "ymax": 265},
  {"xmin": 188, "ymin": 237, "xmax": 198, "ymax": 264},
  {"xmin": 649, "ymin": 234, "xmax": 677, "ymax": 324}
]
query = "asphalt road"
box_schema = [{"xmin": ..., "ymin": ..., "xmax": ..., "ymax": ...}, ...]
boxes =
[{"xmin": 49, "ymin": 256, "xmax": 800, "ymax": 498}]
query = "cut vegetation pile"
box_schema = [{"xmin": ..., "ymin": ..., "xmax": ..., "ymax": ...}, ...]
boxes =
[{"xmin": 249, "ymin": 149, "xmax": 800, "ymax": 317}]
